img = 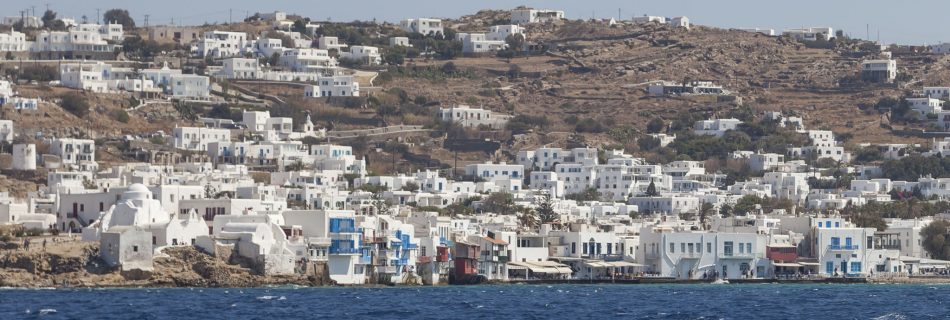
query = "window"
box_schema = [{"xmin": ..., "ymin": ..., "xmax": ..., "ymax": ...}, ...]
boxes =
[
  {"xmin": 706, "ymin": 243, "xmax": 712, "ymax": 253},
  {"xmin": 850, "ymin": 262, "xmax": 862, "ymax": 274},
  {"xmin": 133, "ymin": 245, "xmax": 139, "ymax": 252},
  {"xmin": 670, "ymin": 243, "xmax": 675, "ymax": 253},
  {"xmin": 723, "ymin": 242, "xmax": 733, "ymax": 257}
]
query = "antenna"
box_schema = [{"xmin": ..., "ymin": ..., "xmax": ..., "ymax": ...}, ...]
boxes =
[
  {"xmin": 144, "ymin": 14, "xmax": 149, "ymax": 27},
  {"xmin": 96, "ymin": 8, "xmax": 100, "ymax": 24}
]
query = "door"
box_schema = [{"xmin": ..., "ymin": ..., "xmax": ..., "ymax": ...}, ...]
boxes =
[{"xmin": 840, "ymin": 262, "xmax": 848, "ymax": 275}]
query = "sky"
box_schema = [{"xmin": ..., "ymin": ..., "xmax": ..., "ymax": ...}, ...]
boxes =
[{"xmin": 6, "ymin": 0, "xmax": 947, "ymax": 45}]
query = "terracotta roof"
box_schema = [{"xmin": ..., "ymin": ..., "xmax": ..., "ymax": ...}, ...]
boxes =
[{"xmin": 482, "ymin": 236, "xmax": 508, "ymax": 245}]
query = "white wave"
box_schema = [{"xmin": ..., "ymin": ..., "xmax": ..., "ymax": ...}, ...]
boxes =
[{"xmin": 39, "ymin": 309, "xmax": 57, "ymax": 315}]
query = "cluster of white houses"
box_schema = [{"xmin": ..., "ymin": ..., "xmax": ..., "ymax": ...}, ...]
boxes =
[
  {"xmin": 5, "ymin": 8, "xmax": 950, "ymax": 285},
  {"xmin": 0, "ymin": 102, "xmax": 949, "ymax": 283}
]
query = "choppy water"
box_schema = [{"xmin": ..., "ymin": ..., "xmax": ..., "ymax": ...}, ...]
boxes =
[{"xmin": 0, "ymin": 284, "xmax": 945, "ymax": 319}]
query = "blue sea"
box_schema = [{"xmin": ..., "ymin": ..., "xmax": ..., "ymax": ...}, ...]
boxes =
[{"xmin": 0, "ymin": 284, "xmax": 944, "ymax": 319}]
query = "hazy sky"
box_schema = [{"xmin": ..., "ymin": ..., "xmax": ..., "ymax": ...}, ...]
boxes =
[{"xmin": 6, "ymin": 0, "xmax": 946, "ymax": 45}]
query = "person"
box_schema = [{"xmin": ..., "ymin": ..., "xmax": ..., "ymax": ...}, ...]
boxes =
[
  {"xmin": 42, "ymin": 239, "xmax": 47, "ymax": 251},
  {"xmin": 23, "ymin": 238, "xmax": 30, "ymax": 251}
]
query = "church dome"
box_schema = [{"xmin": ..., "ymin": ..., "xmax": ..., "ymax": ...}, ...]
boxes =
[{"xmin": 123, "ymin": 183, "xmax": 152, "ymax": 200}]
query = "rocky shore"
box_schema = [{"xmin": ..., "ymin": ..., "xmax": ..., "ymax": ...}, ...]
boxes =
[{"xmin": 0, "ymin": 237, "xmax": 334, "ymax": 288}]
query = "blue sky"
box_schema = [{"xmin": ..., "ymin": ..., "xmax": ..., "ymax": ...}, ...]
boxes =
[{"xmin": 7, "ymin": 0, "xmax": 946, "ymax": 45}]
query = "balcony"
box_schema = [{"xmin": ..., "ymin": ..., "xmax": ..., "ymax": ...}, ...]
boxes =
[
  {"xmin": 828, "ymin": 244, "xmax": 860, "ymax": 251},
  {"xmin": 720, "ymin": 252, "xmax": 755, "ymax": 259},
  {"xmin": 329, "ymin": 226, "xmax": 358, "ymax": 234},
  {"xmin": 329, "ymin": 247, "xmax": 360, "ymax": 255}
]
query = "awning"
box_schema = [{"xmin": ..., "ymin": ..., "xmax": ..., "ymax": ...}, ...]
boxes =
[
  {"xmin": 773, "ymin": 262, "xmax": 802, "ymax": 267},
  {"xmin": 797, "ymin": 262, "xmax": 820, "ymax": 266},
  {"xmin": 607, "ymin": 261, "xmax": 644, "ymax": 268},
  {"xmin": 584, "ymin": 261, "xmax": 612, "ymax": 268},
  {"xmin": 510, "ymin": 261, "xmax": 573, "ymax": 274}
]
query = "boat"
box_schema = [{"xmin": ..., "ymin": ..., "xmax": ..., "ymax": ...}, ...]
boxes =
[{"xmin": 711, "ymin": 278, "xmax": 729, "ymax": 284}]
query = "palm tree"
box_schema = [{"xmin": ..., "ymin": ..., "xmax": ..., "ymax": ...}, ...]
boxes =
[{"xmin": 517, "ymin": 206, "xmax": 538, "ymax": 230}]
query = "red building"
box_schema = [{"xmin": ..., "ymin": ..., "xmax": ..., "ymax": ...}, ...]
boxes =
[
  {"xmin": 766, "ymin": 244, "xmax": 798, "ymax": 262},
  {"xmin": 453, "ymin": 241, "xmax": 479, "ymax": 278}
]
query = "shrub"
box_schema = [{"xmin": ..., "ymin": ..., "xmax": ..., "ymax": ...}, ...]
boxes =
[
  {"xmin": 114, "ymin": 109, "xmax": 130, "ymax": 123},
  {"xmin": 60, "ymin": 93, "xmax": 90, "ymax": 117}
]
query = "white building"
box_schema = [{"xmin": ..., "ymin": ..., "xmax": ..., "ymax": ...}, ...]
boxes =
[
  {"xmin": 0, "ymin": 30, "xmax": 29, "ymax": 51},
  {"xmin": 931, "ymin": 43, "xmax": 950, "ymax": 54},
  {"xmin": 907, "ymin": 97, "xmax": 943, "ymax": 116},
  {"xmin": 693, "ymin": 118, "xmax": 742, "ymax": 137},
  {"xmin": 0, "ymin": 120, "xmax": 12, "ymax": 142},
  {"xmin": 303, "ymin": 75, "xmax": 360, "ymax": 98},
  {"xmin": 389, "ymin": 37, "xmax": 410, "ymax": 47},
  {"xmin": 510, "ymin": 8, "xmax": 565, "ymax": 24},
  {"xmin": 487, "ymin": 25, "xmax": 525, "ymax": 42},
  {"xmin": 739, "ymin": 28, "xmax": 775, "ymax": 36},
  {"xmin": 50, "ymin": 138, "xmax": 95, "ymax": 166},
  {"xmin": 437, "ymin": 105, "xmax": 510, "ymax": 129},
  {"xmin": 169, "ymin": 75, "xmax": 211, "ymax": 99},
  {"xmin": 2, "ymin": 16, "xmax": 42, "ymax": 28},
  {"xmin": 400, "ymin": 18, "xmax": 443, "ymax": 36},
  {"xmin": 195, "ymin": 31, "xmax": 249, "ymax": 58},
  {"xmin": 317, "ymin": 36, "xmax": 347, "ymax": 52},
  {"xmin": 12, "ymin": 144, "xmax": 36, "ymax": 171},
  {"xmin": 341, "ymin": 46, "xmax": 381, "ymax": 66},
  {"xmin": 861, "ymin": 59, "xmax": 897, "ymax": 83},
  {"xmin": 280, "ymin": 48, "xmax": 337, "ymax": 73},
  {"xmin": 782, "ymin": 27, "xmax": 834, "ymax": 41},
  {"xmin": 458, "ymin": 33, "xmax": 506, "ymax": 53},
  {"xmin": 221, "ymin": 58, "xmax": 261, "ymax": 79},
  {"xmin": 173, "ymin": 127, "xmax": 231, "ymax": 151},
  {"xmin": 648, "ymin": 81, "xmax": 726, "ymax": 95}
]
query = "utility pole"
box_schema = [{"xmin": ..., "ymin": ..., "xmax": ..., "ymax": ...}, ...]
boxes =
[
  {"xmin": 96, "ymin": 8, "xmax": 100, "ymax": 24},
  {"xmin": 144, "ymin": 14, "xmax": 149, "ymax": 27}
]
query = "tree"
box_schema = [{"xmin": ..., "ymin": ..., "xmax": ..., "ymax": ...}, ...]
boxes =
[
  {"xmin": 566, "ymin": 187, "xmax": 601, "ymax": 202},
  {"xmin": 922, "ymin": 220, "xmax": 950, "ymax": 260},
  {"xmin": 646, "ymin": 117, "xmax": 665, "ymax": 134},
  {"xmin": 734, "ymin": 195, "xmax": 765, "ymax": 216},
  {"xmin": 505, "ymin": 34, "xmax": 525, "ymax": 53},
  {"xmin": 41, "ymin": 10, "xmax": 66, "ymax": 30},
  {"xmin": 401, "ymin": 181, "xmax": 420, "ymax": 192},
  {"xmin": 719, "ymin": 204, "xmax": 734, "ymax": 217},
  {"xmin": 699, "ymin": 202, "xmax": 715, "ymax": 230},
  {"xmin": 645, "ymin": 181, "xmax": 660, "ymax": 196},
  {"xmin": 113, "ymin": 109, "xmax": 130, "ymax": 123},
  {"xmin": 104, "ymin": 9, "xmax": 136, "ymax": 29},
  {"xmin": 60, "ymin": 93, "xmax": 90, "ymax": 117},
  {"xmin": 268, "ymin": 52, "xmax": 281, "ymax": 67},
  {"xmin": 518, "ymin": 207, "xmax": 539, "ymax": 230},
  {"xmin": 535, "ymin": 192, "xmax": 558, "ymax": 224},
  {"xmin": 482, "ymin": 192, "xmax": 516, "ymax": 215}
]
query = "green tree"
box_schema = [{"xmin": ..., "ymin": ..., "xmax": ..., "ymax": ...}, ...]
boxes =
[
  {"xmin": 645, "ymin": 181, "xmax": 659, "ymax": 196},
  {"xmin": 505, "ymin": 33, "xmax": 525, "ymax": 53},
  {"xmin": 566, "ymin": 187, "xmax": 601, "ymax": 202},
  {"xmin": 482, "ymin": 192, "xmax": 515, "ymax": 215},
  {"xmin": 535, "ymin": 192, "xmax": 558, "ymax": 224},
  {"xmin": 103, "ymin": 9, "xmax": 136, "ymax": 29},
  {"xmin": 646, "ymin": 117, "xmax": 665, "ymax": 134},
  {"xmin": 401, "ymin": 181, "xmax": 420, "ymax": 192},
  {"xmin": 719, "ymin": 203, "xmax": 734, "ymax": 217},
  {"xmin": 922, "ymin": 220, "xmax": 950, "ymax": 260},
  {"xmin": 699, "ymin": 202, "xmax": 715, "ymax": 230}
]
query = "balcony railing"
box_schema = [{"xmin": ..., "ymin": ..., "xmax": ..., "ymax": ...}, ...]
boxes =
[
  {"xmin": 720, "ymin": 252, "xmax": 755, "ymax": 259},
  {"xmin": 828, "ymin": 244, "xmax": 860, "ymax": 251},
  {"xmin": 330, "ymin": 226, "xmax": 358, "ymax": 233},
  {"xmin": 329, "ymin": 247, "xmax": 360, "ymax": 255}
]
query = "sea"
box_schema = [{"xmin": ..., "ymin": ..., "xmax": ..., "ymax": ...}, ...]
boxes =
[{"xmin": 0, "ymin": 284, "xmax": 945, "ymax": 319}]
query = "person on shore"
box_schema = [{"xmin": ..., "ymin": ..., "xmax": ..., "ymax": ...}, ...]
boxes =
[
  {"xmin": 23, "ymin": 238, "xmax": 30, "ymax": 251},
  {"xmin": 42, "ymin": 239, "xmax": 47, "ymax": 251}
]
